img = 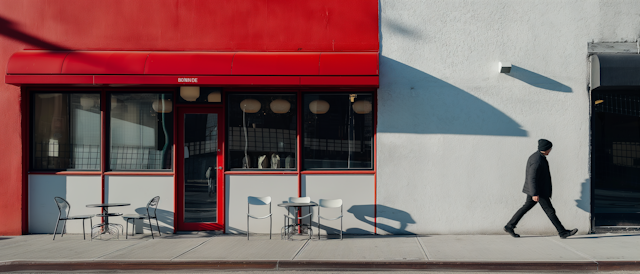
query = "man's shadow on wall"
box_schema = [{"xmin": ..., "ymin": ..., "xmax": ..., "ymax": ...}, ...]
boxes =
[{"xmin": 379, "ymin": 56, "xmax": 531, "ymax": 136}]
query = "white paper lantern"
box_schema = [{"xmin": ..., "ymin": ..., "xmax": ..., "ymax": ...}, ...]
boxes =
[
  {"xmin": 111, "ymin": 96, "xmax": 118, "ymax": 109},
  {"xmin": 270, "ymin": 99, "xmax": 291, "ymax": 114},
  {"xmin": 208, "ymin": 91, "xmax": 221, "ymax": 103},
  {"xmin": 80, "ymin": 97, "xmax": 94, "ymax": 110},
  {"xmin": 309, "ymin": 100, "xmax": 330, "ymax": 114},
  {"xmin": 240, "ymin": 99, "xmax": 261, "ymax": 113},
  {"xmin": 352, "ymin": 100, "xmax": 372, "ymax": 114},
  {"xmin": 180, "ymin": 86, "xmax": 200, "ymax": 101},
  {"xmin": 152, "ymin": 99, "xmax": 173, "ymax": 113}
]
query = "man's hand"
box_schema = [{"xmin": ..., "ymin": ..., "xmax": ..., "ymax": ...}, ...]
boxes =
[{"xmin": 532, "ymin": 196, "xmax": 539, "ymax": 202}]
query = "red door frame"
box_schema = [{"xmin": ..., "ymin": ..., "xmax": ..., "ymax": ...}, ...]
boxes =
[{"xmin": 176, "ymin": 106, "xmax": 226, "ymax": 231}]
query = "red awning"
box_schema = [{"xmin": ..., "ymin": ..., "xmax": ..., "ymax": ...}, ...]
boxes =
[{"xmin": 5, "ymin": 51, "xmax": 378, "ymax": 87}]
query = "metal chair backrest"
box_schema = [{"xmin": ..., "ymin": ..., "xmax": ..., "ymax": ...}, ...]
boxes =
[
  {"xmin": 146, "ymin": 196, "xmax": 160, "ymax": 218},
  {"xmin": 289, "ymin": 196, "xmax": 310, "ymax": 203},
  {"xmin": 54, "ymin": 197, "xmax": 71, "ymax": 219},
  {"xmin": 248, "ymin": 196, "xmax": 271, "ymax": 206},
  {"xmin": 319, "ymin": 198, "xmax": 342, "ymax": 208}
]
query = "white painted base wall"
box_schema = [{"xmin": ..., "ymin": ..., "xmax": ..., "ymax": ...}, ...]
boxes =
[
  {"xmin": 29, "ymin": 175, "xmax": 102, "ymax": 234},
  {"xmin": 105, "ymin": 176, "xmax": 174, "ymax": 234},
  {"xmin": 225, "ymin": 175, "xmax": 298, "ymax": 235},
  {"xmin": 303, "ymin": 175, "xmax": 375, "ymax": 235}
]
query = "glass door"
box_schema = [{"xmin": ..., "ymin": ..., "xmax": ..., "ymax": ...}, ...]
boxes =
[{"xmin": 177, "ymin": 107, "xmax": 224, "ymax": 231}]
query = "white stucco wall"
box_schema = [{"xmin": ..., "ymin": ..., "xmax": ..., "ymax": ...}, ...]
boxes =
[
  {"xmin": 29, "ymin": 175, "xmax": 102, "ymax": 234},
  {"xmin": 377, "ymin": 0, "xmax": 640, "ymax": 235},
  {"xmin": 105, "ymin": 176, "xmax": 174, "ymax": 234}
]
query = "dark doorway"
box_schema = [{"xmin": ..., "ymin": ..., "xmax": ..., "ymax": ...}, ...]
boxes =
[{"xmin": 592, "ymin": 89, "xmax": 640, "ymax": 227}]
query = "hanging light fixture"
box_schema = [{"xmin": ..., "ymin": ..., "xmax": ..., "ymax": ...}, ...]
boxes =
[
  {"xmin": 80, "ymin": 96, "xmax": 94, "ymax": 110},
  {"xmin": 152, "ymin": 99, "xmax": 173, "ymax": 113},
  {"xmin": 309, "ymin": 100, "xmax": 330, "ymax": 114},
  {"xmin": 111, "ymin": 96, "xmax": 118, "ymax": 109},
  {"xmin": 180, "ymin": 86, "xmax": 200, "ymax": 101},
  {"xmin": 270, "ymin": 99, "xmax": 291, "ymax": 114},
  {"xmin": 207, "ymin": 91, "xmax": 222, "ymax": 103},
  {"xmin": 352, "ymin": 100, "xmax": 372, "ymax": 114},
  {"xmin": 240, "ymin": 98, "xmax": 261, "ymax": 113}
]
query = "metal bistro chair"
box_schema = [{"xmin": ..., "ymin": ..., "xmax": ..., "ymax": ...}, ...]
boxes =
[
  {"xmin": 122, "ymin": 196, "xmax": 161, "ymax": 239},
  {"xmin": 283, "ymin": 196, "xmax": 313, "ymax": 240},
  {"xmin": 317, "ymin": 199, "xmax": 343, "ymax": 240},
  {"xmin": 247, "ymin": 196, "xmax": 272, "ymax": 240},
  {"xmin": 53, "ymin": 197, "xmax": 94, "ymax": 240}
]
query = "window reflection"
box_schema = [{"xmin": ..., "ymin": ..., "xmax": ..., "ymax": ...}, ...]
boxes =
[
  {"xmin": 110, "ymin": 93, "xmax": 173, "ymax": 170},
  {"xmin": 32, "ymin": 93, "xmax": 101, "ymax": 170},
  {"xmin": 227, "ymin": 94, "xmax": 296, "ymax": 170},
  {"xmin": 303, "ymin": 93, "xmax": 373, "ymax": 169}
]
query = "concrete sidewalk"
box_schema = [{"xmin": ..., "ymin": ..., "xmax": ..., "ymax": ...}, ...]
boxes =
[{"xmin": 0, "ymin": 232, "xmax": 639, "ymax": 272}]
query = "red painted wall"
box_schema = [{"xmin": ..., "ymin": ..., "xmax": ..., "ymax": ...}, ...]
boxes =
[{"xmin": 0, "ymin": 0, "xmax": 378, "ymax": 235}]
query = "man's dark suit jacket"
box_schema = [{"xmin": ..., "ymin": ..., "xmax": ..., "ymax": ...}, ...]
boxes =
[{"xmin": 522, "ymin": 151, "xmax": 552, "ymax": 198}]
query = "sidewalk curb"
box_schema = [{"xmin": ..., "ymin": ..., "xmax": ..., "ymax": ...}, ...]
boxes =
[{"xmin": 1, "ymin": 260, "xmax": 639, "ymax": 272}]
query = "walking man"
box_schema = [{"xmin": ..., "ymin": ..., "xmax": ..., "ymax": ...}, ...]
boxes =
[{"xmin": 504, "ymin": 139, "xmax": 578, "ymax": 239}]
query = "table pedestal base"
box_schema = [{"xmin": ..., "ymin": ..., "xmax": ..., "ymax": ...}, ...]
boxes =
[{"xmin": 91, "ymin": 223, "xmax": 124, "ymax": 240}]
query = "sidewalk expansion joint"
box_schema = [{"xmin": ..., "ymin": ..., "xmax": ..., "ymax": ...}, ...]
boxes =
[
  {"xmin": 290, "ymin": 239, "xmax": 310, "ymax": 260},
  {"xmin": 415, "ymin": 236, "xmax": 430, "ymax": 260},
  {"xmin": 546, "ymin": 237, "xmax": 596, "ymax": 263},
  {"xmin": 93, "ymin": 238, "xmax": 151, "ymax": 260},
  {"xmin": 169, "ymin": 236, "xmax": 216, "ymax": 260}
]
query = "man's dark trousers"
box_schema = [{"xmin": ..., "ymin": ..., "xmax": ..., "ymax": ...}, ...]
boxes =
[{"xmin": 506, "ymin": 195, "xmax": 567, "ymax": 233}]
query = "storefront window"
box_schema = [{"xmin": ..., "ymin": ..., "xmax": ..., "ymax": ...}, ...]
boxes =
[
  {"xmin": 227, "ymin": 94, "xmax": 296, "ymax": 170},
  {"xmin": 31, "ymin": 93, "xmax": 101, "ymax": 171},
  {"xmin": 303, "ymin": 93, "xmax": 373, "ymax": 169},
  {"xmin": 110, "ymin": 93, "xmax": 173, "ymax": 170}
]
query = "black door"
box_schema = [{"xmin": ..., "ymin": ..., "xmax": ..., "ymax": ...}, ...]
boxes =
[{"xmin": 592, "ymin": 89, "xmax": 640, "ymax": 226}]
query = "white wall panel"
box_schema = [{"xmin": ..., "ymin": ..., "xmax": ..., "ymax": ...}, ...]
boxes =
[
  {"xmin": 29, "ymin": 175, "xmax": 102, "ymax": 234},
  {"xmin": 226, "ymin": 175, "xmax": 298, "ymax": 234},
  {"xmin": 105, "ymin": 176, "xmax": 174, "ymax": 234},
  {"xmin": 303, "ymin": 175, "xmax": 375, "ymax": 235}
]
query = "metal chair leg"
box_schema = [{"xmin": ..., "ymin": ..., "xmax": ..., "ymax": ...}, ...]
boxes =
[
  {"xmin": 155, "ymin": 218, "xmax": 161, "ymax": 237},
  {"xmin": 82, "ymin": 219, "xmax": 86, "ymax": 240},
  {"xmin": 61, "ymin": 220, "xmax": 67, "ymax": 237},
  {"xmin": 247, "ymin": 216, "xmax": 249, "ymax": 240},
  {"xmin": 148, "ymin": 216, "xmax": 154, "ymax": 239},
  {"xmin": 125, "ymin": 218, "xmax": 129, "ymax": 239},
  {"xmin": 53, "ymin": 219, "xmax": 60, "ymax": 240},
  {"xmin": 90, "ymin": 218, "xmax": 93, "ymax": 241},
  {"xmin": 270, "ymin": 215, "xmax": 272, "ymax": 240}
]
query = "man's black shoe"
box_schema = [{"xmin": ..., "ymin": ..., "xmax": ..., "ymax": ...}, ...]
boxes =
[
  {"xmin": 559, "ymin": 228, "xmax": 578, "ymax": 239},
  {"xmin": 504, "ymin": 226, "xmax": 520, "ymax": 238}
]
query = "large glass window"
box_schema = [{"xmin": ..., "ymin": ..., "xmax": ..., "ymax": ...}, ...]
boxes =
[
  {"xmin": 110, "ymin": 93, "xmax": 173, "ymax": 170},
  {"xmin": 227, "ymin": 94, "xmax": 297, "ymax": 170},
  {"xmin": 303, "ymin": 93, "xmax": 373, "ymax": 169},
  {"xmin": 31, "ymin": 93, "xmax": 101, "ymax": 171}
]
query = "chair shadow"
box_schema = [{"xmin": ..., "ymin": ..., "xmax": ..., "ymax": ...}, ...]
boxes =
[{"xmin": 129, "ymin": 207, "xmax": 174, "ymax": 235}]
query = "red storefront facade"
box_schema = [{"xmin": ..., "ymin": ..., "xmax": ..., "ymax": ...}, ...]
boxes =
[{"xmin": 0, "ymin": 0, "xmax": 379, "ymax": 235}]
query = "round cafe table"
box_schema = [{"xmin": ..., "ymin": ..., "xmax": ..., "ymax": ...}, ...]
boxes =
[
  {"xmin": 278, "ymin": 202, "xmax": 317, "ymax": 240},
  {"xmin": 86, "ymin": 203, "xmax": 130, "ymax": 239}
]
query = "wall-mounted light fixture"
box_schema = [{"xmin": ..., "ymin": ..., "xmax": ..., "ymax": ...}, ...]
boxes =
[
  {"xmin": 309, "ymin": 100, "xmax": 330, "ymax": 114},
  {"xmin": 240, "ymin": 98, "xmax": 261, "ymax": 113},
  {"xmin": 499, "ymin": 62, "xmax": 512, "ymax": 73},
  {"xmin": 180, "ymin": 86, "xmax": 200, "ymax": 101}
]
